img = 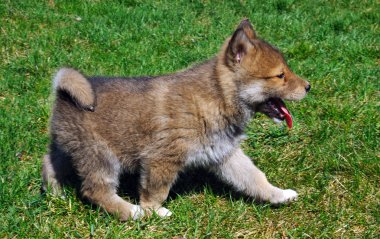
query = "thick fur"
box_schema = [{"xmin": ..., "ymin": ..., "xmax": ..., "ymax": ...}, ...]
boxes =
[{"xmin": 42, "ymin": 19, "xmax": 310, "ymax": 220}]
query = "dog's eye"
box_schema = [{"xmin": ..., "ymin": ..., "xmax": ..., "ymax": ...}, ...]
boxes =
[{"xmin": 276, "ymin": 73, "xmax": 285, "ymax": 79}]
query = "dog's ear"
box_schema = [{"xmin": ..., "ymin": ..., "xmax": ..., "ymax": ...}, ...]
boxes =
[{"xmin": 226, "ymin": 19, "xmax": 257, "ymax": 66}]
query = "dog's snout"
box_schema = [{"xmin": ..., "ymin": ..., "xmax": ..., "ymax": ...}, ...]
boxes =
[{"xmin": 305, "ymin": 84, "xmax": 311, "ymax": 93}]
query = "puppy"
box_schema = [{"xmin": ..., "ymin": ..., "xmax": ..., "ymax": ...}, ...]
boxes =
[{"xmin": 42, "ymin": 19, "xmax": 310, "ymax": 220}]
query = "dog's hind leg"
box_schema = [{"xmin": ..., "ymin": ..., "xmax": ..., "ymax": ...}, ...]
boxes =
[
  {"xmin": 212, "ymin": 148, "xmax": 298, "ymax": 204},
  {"xmin": 42, "ymin": 154, "xmax": 63, "ymax": 195},
  {"xmin": 42, "ymin": 143, "xmax": 79, "ymax": 196}
]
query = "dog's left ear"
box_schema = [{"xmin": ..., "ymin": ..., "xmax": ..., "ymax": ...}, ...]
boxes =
[{"xmin": 226, "ymin": 19, "xmax": 257, "ymax": 66}]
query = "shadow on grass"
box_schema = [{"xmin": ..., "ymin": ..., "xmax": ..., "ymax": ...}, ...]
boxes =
[
  {"xmin": 41, "ymin": 161, "xmax": 286, "ymax": 217},
  {"xmin": 41, "ymin": 145, "xmax": 253, "ymax": 205},
  {"xmin": 117, "ymin": 167, "xmax": 259, "ymax": 205}
]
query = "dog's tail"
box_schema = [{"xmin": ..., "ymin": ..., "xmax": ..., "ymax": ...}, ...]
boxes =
[{"xmin": 53, "ymin": 68, "xmax": 95, "ymax": 111}]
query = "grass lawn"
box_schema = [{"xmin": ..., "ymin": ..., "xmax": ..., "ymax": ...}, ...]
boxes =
[{"xmin": 0, "ymin": 0, "xmax": 379, "ymax": 238}]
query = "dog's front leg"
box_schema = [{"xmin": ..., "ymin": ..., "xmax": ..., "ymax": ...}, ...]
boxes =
[{"xmin": 212, "ymin": 148, "xmax": 298, "ymax": 204}]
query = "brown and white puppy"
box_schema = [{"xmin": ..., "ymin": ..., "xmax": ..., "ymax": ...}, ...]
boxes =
[{"xmin": 42, "ymin": 19, "xmax": 310, "ymax": 220}]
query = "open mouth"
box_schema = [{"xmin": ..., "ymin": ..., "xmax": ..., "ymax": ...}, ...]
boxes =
[{"xmin": 256, "ymin": 98, "xmax": 293, "ymax": 129}]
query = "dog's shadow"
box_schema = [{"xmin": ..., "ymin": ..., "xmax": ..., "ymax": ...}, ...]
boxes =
[
  {"xmin": 42, "ymin": 158, "xmax": 269, "ymax": 213},
  {"xmin": 118, "ymin": 167, "xmax": 251, "ymax": 204}
]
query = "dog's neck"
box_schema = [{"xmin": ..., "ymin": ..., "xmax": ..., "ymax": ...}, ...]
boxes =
[{"xmin": 213, "ymin": 46, "xmax": 255, "ymax": 127}]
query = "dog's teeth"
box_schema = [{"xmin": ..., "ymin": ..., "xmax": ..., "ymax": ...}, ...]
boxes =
[{"xmin": 272, "ymin": 118, "xmax": 283, "ymax": 124}]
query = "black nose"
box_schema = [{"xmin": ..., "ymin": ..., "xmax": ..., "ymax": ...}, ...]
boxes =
[{"xmin": 305, "ymin": 84, "xmax": 311, "ymax": 93}]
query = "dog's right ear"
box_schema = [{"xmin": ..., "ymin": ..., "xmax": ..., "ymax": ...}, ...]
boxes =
[{"xmin": 226, "ymin": 19, "xmax": 257, "ymax": 67}]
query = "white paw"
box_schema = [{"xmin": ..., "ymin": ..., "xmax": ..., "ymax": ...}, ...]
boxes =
[
  {"xmin": 155, "ymin": 207, "xmax": 172, "ymax": 218},
  {"xmin": 131, "ymin": 205, "xmax": 145, "ymax": 220},
  {"xmin": 270, "ymin": 189, "xmax": 298, "ymax": 204},
  {"xmin": 281, "ymin": 189, "xmax": 298, "ymax": 203}
]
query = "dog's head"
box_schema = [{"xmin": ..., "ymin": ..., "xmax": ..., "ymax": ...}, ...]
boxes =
[{"xmin": 225, "ymin": 19, "xmax": 310, "ymax": 128}]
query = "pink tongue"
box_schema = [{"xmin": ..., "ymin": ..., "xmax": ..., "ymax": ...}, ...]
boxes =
[{"xmin": 280, "ymin": 106, "xmax": 293, "ymax": 129}]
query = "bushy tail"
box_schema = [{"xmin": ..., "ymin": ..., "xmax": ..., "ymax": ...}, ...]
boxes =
[{"xmin": 53, "ymin": 68, "xmax": 95, "ymax": 111}]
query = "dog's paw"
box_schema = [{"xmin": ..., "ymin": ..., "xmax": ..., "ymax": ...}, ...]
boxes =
[
  {"xmin": 282, "ymin": 189, "xmax": 298, "ymax": 202},
  {"xmin": 270, "ymin": 189, "xmax": 298, "ymax": 204},
  {"xmin": 130, "ymin": 205, "xmax": 145, "ymax": 220},
  {"xmin": 155, "ymin": 207, "xmax": 172, "ymax": 218}
]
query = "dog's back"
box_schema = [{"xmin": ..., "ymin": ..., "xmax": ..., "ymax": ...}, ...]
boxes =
[{"xmin": 50, "ymin": 57, "xmax": 243, "ymax": 169}]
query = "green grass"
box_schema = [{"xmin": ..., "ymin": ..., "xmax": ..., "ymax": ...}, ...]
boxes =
[{"xmin": 1, "ymin": 0, "xmax": 379, "ymax": 238}]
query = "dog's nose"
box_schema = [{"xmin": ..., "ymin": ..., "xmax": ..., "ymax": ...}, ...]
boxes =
[{"xmin": 305, "ymin": 84, "xmax": 311, "ymax": 93}]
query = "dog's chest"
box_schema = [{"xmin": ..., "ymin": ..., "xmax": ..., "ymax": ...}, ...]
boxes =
[{"xmin": 185, "ymin": 129, "xmax": 246, "ymax": 167}]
